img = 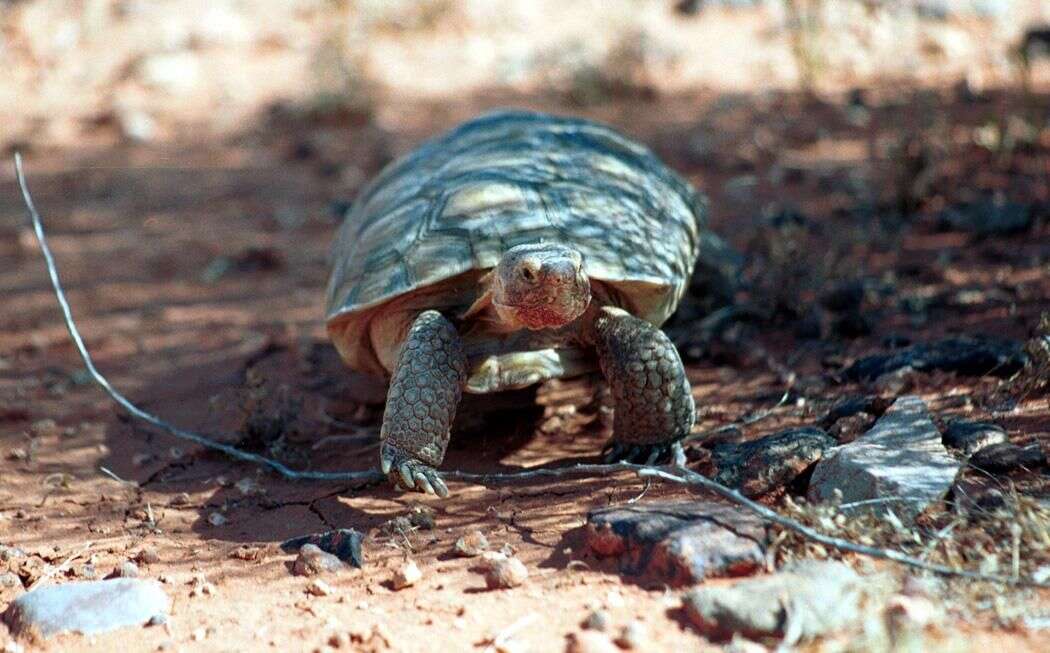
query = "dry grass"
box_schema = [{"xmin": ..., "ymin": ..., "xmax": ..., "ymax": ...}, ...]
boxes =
[{"xmin": 770, "ymin": 488, "xmax": 1050, "ymax": 627}]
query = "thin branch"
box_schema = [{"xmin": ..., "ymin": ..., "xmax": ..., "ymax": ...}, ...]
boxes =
[{"xmin": 15, "ymin": 154, "xmax": 1048, "ymax": 589}]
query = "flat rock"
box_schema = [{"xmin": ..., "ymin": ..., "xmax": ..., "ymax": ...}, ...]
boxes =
[
  {"xmin": 969, "ymin": 442, "xmax": 1046, "ymax": 473},
  {"xmin": 808, "ymin": 396, "xmax": 961, "ymax": 519},
  {"xmin": 585, "ymin": 501, "xmax": 765, "ymax": 586},
  {"xmin": 712, "ymin": 427, "xmax": 836, "ymax": 497},
  {"xmin": 291, "ymin": 544, "xmax": 347, "ymax": 576},
  {"xmin": 843, "ymin": 337, "xmax": 1027, "ymax": 381},
  {"xmin": 942, "ymin": 419, "xmax": 1008, "ymax": 457},
  {"xmin": 281, "ymin": 528, "xmax": 364, "ymax": 568},
  {"xmin": 682, "ymin": 561, "xmax": 884, "ymax": 641},
  {"xmin": 2, "ymin": 579, "xmax": 169, "ymax": 638}
]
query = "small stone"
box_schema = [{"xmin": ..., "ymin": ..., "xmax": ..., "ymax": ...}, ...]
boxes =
[
  {"xmin": 884, "ymin": 594, "xmax": 940, "ymax": 632},
  {"xmin": 565, "ymin": 631, "xmax": 619, "ymax": 653},
  {"xmin": 0, "ymin": 572, "xmax": 22, "ymax": 589},
  {"xmin": 293, "ymin": 544, "xmax": 347, "ymax": 577},
  {"xmin": 454, "ymin": 531, "xmax": 489, "ymax": 557},
  {"xmin": 585, "ymin": 501, "xmax": 765, "ymax": 586},
  {"xmin": 582, "ymin": 610, "xmax": 610, "ymax": 631},
  {"xmin": 874, "ymin": 365, "xmax": 916, "ymax": 395},
  {"xmin": 307, "ymin": 579, "xmax": 333, "ymax": 597},
  {"xmin": 712, "ymin": 427, "xmax": 835, "ymax": 496},
  {"xmin": 2, "ymin": 579, "xmax": 169, "ymax": 638},
  {"xmin": 329, "ymin": 631, "xmax": 351, "ymax": 648},
  {"xmin": 970, "ymin": 442, "xmax": 1045, "ymax": 473},
  {"xmin": 613, "ymin": 621, "xmax": 645, "ymax": 649},
  {"xmin": 135, "ymin": 548, "xmax": 161, "ymax": 565},
  {"xmin": 1031, "ymin": 566, "xmax": 1050, "ymax": 584},
  {"xmin": 107, "ymin": 561, "xmax": 140, "ymax": 579},
  {"xmin": 478, "ymin": 553, "xmax": 528, "ymax": 589},
  {"xmin": 391, "ymin": 560, "xmax": 422, "ymax": 590},
  {"xmin": 682, "ymin": 561, "xmax": 885, "ymax": 640},
  {"xmin": 229, "ymin": 545, "xmax": 263, "ymax": 561},
  {"xmin": 235, "ymin": 477, "xmax": 265, "ymax": 496},
  {"xmin": 808, "ymin": 397, "xmax": 961, "ymax": 521},
  {"xmin": 207, "ymin": 512, "xmax": 227, "ymax": 527},
  {"xmin": 280, "ymin": 529, "xmax": 364, "ymax": 568}
]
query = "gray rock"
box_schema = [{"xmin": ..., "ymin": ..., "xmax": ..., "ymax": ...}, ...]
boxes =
[
  {"xmin": 2, "ymin": 579, "xmax": 169, "ymax": 638},
  {"xmin": 969, "ymin": 442, "xmax": 1046, "ymax": 473},
  {"xmin": 808, "ymin": 396, "xmax": 961, "ymax": 519},
  {"xmin": 280, "ymin": 529, "xmax": 364, "ymax": 568},
  {"xmin": 942, "ymin": 419, "xmax": 1008, "ymax": 457},
  {"xmin": 585, "ymin": 501, "xmax": 765, "ymax": 586},
  {"xmin": 291, "ymin": 544, "xmax": 347, "ymax": 576},
  {"xmin": 712, "ymin": 427, "xmax": 835, "ymax": 497},
  {"xmin": 0, "ymin": 571, "xmax": 22, "ymax": 589},
  {"xmin": 682, "ymin": 561, "xmax": 884, "ymax": 641}
]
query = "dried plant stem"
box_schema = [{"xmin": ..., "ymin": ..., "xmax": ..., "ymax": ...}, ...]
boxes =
[{"xmin": 15, "ymin": 153, "xmax": 1047, "ymax": 588}]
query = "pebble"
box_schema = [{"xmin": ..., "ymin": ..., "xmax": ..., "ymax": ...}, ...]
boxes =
[
  {"xmin": 293, "ymin": 544, "xmax": 347, "ymax": 577},
  {"xmin": 454, "ymin": 531, "xmax": 490, "ymax": 557},
  {"xmin": 207, "ymin": 512, "xmax": 227, "ymax": 527},
  {"xmin": 0, "ymin": 572, "xmax": 22, "ymax": 589},
  {"xmin": 307, "ymin": 579, "xmax": 333, "ymax": 597},
  {"xmin": 281, "ymin": 529, "xmax": 365, "ymax": 568},
  {"xmin": 582, "ymin": 610, "xmax": 610, "ymax": 631},
  {"xmin": 390, "ymin": 560, "xmax": 422, "ymax": 590},
  {"xmin": 107, "ymin": 561, "xmax": 140, "ymax": 579},
  {"xmin": 565, "ymin": 631, "xmax": 619, "ymax": 653},
  {"xmin": 614, "ymin": 621, "xmax": 645, "ymax": 650},
  {"xmin": 135, "ymin": 548, "xmax": 161, "ymax": 565},
  {"xmin": 478, "ymin": 553, "xmax": 528, "ymax": 589}
]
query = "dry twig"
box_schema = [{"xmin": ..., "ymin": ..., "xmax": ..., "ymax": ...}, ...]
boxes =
[{"xmin": 15, "ymin": 153, "xmax": 1049, "ymax": 588}]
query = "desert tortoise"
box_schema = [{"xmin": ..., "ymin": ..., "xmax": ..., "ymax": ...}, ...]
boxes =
[{"xmin": 326, "ymin": 110, "xmax": 728, "ymax": 496}]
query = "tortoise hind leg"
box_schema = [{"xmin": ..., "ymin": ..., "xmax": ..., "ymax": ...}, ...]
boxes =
[
  {"xmin": 379, "ymin": 310, "xmax": 468, "ymax": 497},
  {"xmin": 591, "ymin": 307, "xmax": 695, "ymax": 464}
]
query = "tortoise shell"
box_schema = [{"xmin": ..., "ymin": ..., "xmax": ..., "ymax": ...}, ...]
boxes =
[{"xmin": 325, "ymin": 110, "xmax": 709, "ymax": 381}]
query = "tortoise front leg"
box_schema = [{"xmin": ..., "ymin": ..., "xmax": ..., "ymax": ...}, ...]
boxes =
[
  {"xmin": 591, "ymin": 307, "xmax": 695, "ymax": 464},
  {"xmin": 379, "ymin": 310, "xmax": 468, "ymax": 497}
]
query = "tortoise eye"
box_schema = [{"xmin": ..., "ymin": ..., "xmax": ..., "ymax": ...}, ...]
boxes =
[{"xmin": 520, "ymin": 266, "xmax": 536, "ymax": 282}]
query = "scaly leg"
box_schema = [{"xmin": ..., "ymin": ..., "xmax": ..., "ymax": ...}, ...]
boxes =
[
  {"xmin": 591, "ymin": 307, "xmax": 695, "ymax": 464},
  {"xmin": 379, "ymin": 310, "xmax": 467, "ymax": 497}
]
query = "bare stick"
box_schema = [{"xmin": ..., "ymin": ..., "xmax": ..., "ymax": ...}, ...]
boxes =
[
  {"xmin": 15, "ymin": 154, "xmax": 1047, "ymax": 588},
  {"xmin": 27, "ymin": 541, "xmax": 94, "ymax": 590}
]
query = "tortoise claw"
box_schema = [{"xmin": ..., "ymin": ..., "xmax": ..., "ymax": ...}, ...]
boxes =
[
  {"xmin": 602, "ymin": 440, "xmax": 678, "ymax": 465},
  {"xmin": 380, "ymin": 442, "xmax": 450, "ymax": 498}
]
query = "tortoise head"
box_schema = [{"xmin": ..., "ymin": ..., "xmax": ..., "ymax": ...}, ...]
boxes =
[{"xmin": 491, "ymin": 243, "xmax": 591, "ymax": 330}]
